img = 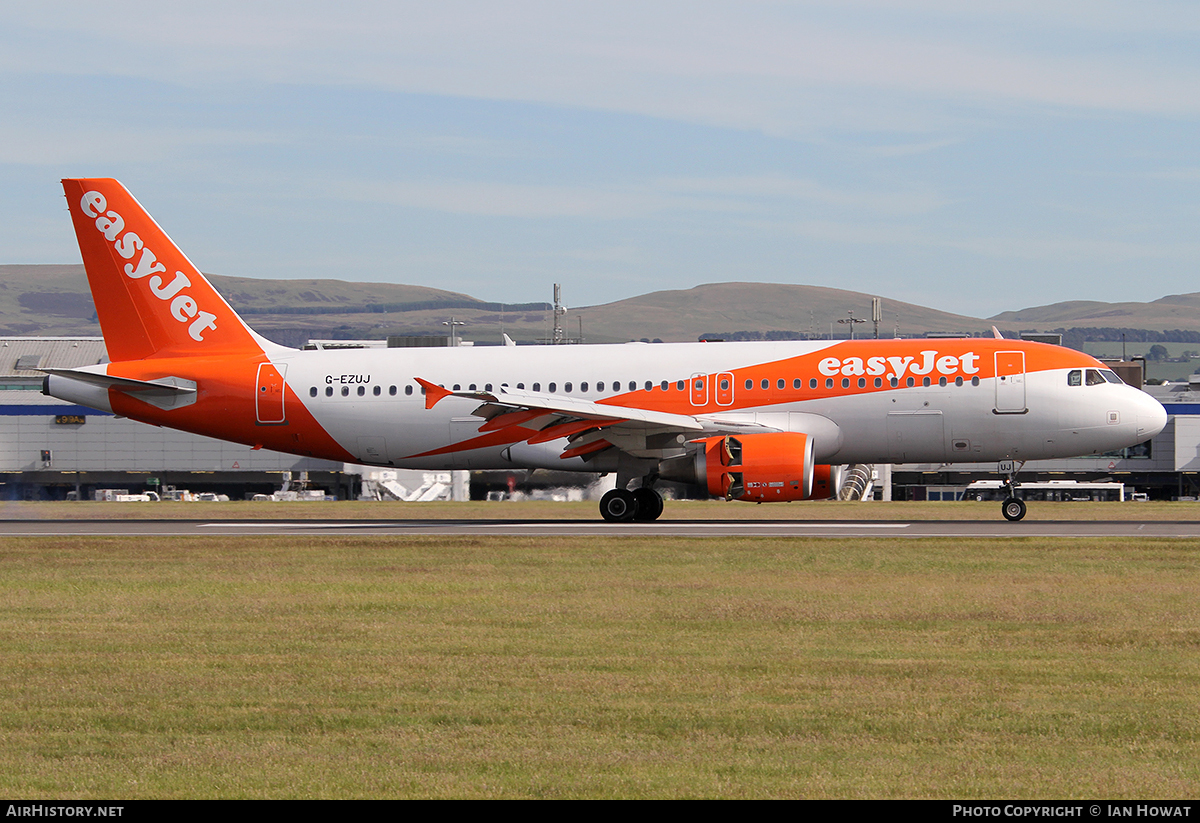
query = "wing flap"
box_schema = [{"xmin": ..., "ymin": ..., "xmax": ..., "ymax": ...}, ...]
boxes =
[
  {"xmin": 417, "ymin": 379, "xmax": 705, "ymax": 431},
  {"xmin": 413, "ymin": 377, "xmax": 805, "ymax": 462}
]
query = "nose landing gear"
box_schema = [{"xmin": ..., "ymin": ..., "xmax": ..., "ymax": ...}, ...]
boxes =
[
  {"xmin": 998, "ymin": 459, "xmax": 1027, "ymax": 522},
  {"xmin": 1002, "ymin": 496, "xmax": 1027, "ymax": 522}
]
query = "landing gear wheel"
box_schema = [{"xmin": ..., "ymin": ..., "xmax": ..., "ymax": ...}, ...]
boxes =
[
  {"xmin": 1002, "ymin": 497, "xmax": 1027, "ymax": 522},
  {"xmin": 600, "ymin": 489, "xmax": 639, "ymax": 522},
  {"xmin": 632, "ymin": 488, "xmax": 664, "ymax": 521}
]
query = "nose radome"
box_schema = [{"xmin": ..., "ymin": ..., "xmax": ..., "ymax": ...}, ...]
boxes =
[{"xmin": 1135, "ymin": 391, "xmax": 1167, "ymax": 439}]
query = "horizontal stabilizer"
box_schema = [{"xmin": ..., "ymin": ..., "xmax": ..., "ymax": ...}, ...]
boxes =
[{"xmin": 40, "ymin": 367, "xmax": 197, "ymax": 395}]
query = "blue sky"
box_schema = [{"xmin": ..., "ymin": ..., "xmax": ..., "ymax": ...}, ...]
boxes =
[{"xmin": 2, "ymin": 1, "xmax": 1198, "ymax": 318}]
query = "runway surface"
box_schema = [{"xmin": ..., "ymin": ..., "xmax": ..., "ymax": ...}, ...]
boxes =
[{"xmin": 3, "ymin": 518, "xmax": 1200, "ymax": 537}]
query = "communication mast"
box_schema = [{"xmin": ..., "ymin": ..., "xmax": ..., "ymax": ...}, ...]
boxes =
[
  {"xmin": 542, "ymin": 284, "xmax": 582, "ymax": 344},
  {"xmin": 553, "ymin": 284, "xmax": 566, "ymax": 344}
]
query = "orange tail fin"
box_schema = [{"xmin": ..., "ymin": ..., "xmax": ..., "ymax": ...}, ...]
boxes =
[{"xmin": 61, "ymin": 178, "xmax": 268, "ymax": 362}]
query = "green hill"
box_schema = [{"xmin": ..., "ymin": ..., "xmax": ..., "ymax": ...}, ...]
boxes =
[{"xmin": 5, "ymin": 263, "xmax": 1199, "ymax": 347}]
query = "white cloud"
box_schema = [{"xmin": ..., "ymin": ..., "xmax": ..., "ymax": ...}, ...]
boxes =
[
  {"xmin": 325, "ymin": 173, "xmax": 949, "ymax": 220},
  {"xmin": 0, "ymin": 124, "xmax": 282, "ymax": 166}
]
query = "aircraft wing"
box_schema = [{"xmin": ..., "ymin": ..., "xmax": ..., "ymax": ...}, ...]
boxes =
[{"xmin": 415, "ymin": 377, "xmax": 780, "ymax": 461}]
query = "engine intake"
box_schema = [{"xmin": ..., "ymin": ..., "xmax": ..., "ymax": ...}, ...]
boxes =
[{"xmin": 662, "ymin": 432, "xmax": 837, "ymax": 502}]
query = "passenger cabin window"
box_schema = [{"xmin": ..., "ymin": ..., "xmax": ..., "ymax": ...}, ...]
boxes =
[
  {"xmin": 309, "ymin": 387, "xmax": 317, "ymax": 397},
  {"xmin": 373, "ymin": 386, "xmax": 381, "ymax": 396},
  {"xmin": 548, "ymin": 383, "xmax": 557, "ymax": 393},
  {"xmin": 532, "ymin": 383, "xmax": 541, "ymax": 392},
  {"xmin": 745, "ymin": 379, "xmax": 753, "ymax": 390},
  {"xmin": 676, "ymin": 380, "xmax": 685, "ymax": 391},
  {"xmin": 1068, "ymin": 370, "xmax": 1082, "ymax": 386},
  {"xmin": 564, "ymin": 382, "xmax": 572, "ymax": 393},
  {"xmin": 596, "ymin": 382, "xmax": 603, "ymax": 392}
]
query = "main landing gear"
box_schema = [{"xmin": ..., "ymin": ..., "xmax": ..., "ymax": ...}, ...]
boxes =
[
  {"xmin": 599, "ymin": 486, "xmax": 664, "ymax": 522},
  {"xmin": 998, "ymin": 459, "xmax": 1027, "ymax": 522}
]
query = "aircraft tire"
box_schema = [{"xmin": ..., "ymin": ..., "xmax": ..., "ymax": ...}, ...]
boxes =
[
  {"xmin": 1001, "ymin": 497, "xmax": 1027, "ymax": 522},
  {"xmin": 600, "ymin": 489, "xmax": 639, "ymax": 522},
  {"xmin": 632, "ymin": 488, "xmax": 664, "ymax": 521}
]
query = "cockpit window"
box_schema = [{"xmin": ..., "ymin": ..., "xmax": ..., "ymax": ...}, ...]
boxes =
[
  {"xmin": 1100, "ymin": 369, "xmax": 1123, "ymax": 384},
  {"xmin": 1067, "ymin": 370, "xmax": 1082, "ymax": 387},
  {"xmin": 1085, "ymin": 369, "xmax": 1106, "ymax": 386}
]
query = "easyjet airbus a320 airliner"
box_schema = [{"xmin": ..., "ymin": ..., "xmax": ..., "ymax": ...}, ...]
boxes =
[{"xmin": 43, "ymin": 179, "xmax": 1167, "ymax": 521}]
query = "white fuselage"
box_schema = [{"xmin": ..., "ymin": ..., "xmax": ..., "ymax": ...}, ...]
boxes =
[{"xmin": 262, "ymin": 339, "xmax": 1165, "ymax": 471}]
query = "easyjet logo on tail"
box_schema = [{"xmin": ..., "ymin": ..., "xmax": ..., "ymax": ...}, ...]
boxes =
[{"xmin": 80, "ymin": 190, "xmax": 218, "ymax": 342}]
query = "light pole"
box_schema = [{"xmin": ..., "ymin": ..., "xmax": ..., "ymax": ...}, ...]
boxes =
[
  {"xmin": 443, "ymin": 317, "xmax": 465, "ymax": 347},
  {"xmin": 838, "ymin": 311, "xmax": 866, "ymax": 340}
]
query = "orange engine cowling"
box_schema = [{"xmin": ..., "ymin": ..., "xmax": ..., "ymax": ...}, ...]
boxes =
[{"xmin": 698, "ymin": 432, "xmax": 830, "ymax": 502}]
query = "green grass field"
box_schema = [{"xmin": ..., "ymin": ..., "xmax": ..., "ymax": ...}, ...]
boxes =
[{"xmin": 2, "ymin": 533, "xmax": 1198, "ymax": 798}]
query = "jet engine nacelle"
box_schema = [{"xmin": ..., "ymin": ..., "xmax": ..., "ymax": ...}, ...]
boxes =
[{"xmin": 685, "ymin": 432, "xmax": 836, "ymax": 503}]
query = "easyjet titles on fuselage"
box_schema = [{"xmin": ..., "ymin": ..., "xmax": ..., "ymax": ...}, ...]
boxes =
[
  {"xmin": 818, "ymin": 351, "xmax": 981, "ymax": 381},
  {"xmin": 79, "ymin": 191, "xmax": 218, "ymax": 342}
]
